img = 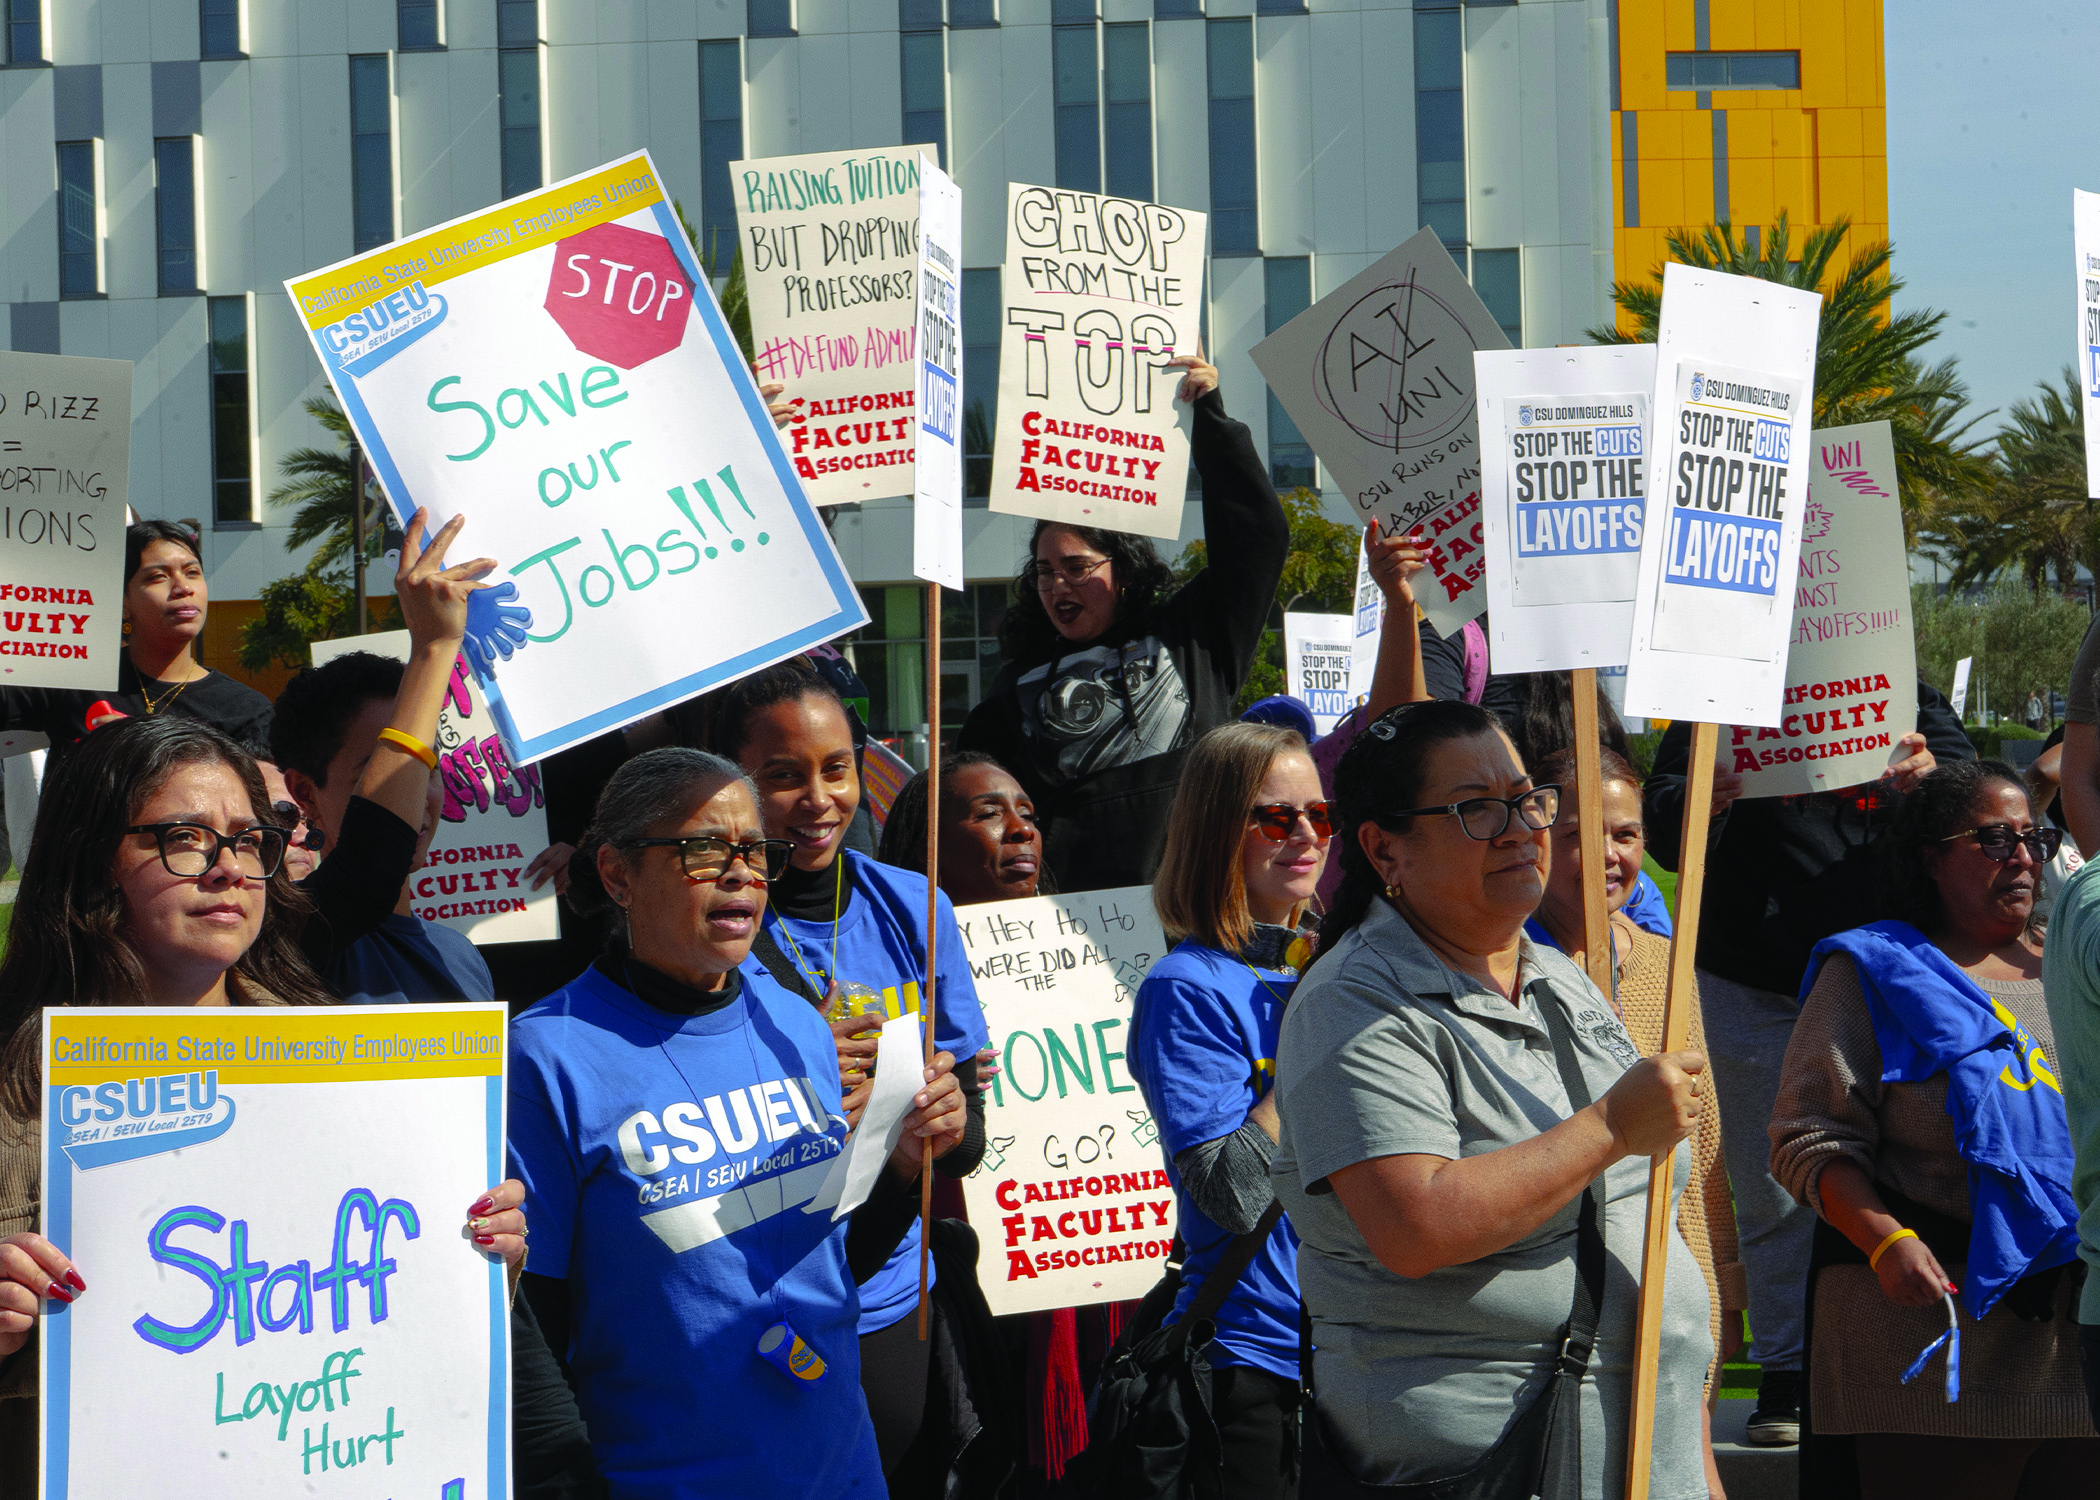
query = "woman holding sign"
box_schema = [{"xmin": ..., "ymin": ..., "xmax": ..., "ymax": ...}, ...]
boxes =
[{"xmin": 959, "ymin": 354, "xmax": 1289, "ymax": 892}]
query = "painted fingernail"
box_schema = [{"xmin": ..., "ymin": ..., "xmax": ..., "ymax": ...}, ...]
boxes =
[
  {"xmin": 468, "ymin": 1216, "xmax": 490, "ymax": 1231},
  {"xmin": 474, "ymin": 1233, "xmax": 497, "ymax": 1246},
  {"xmin": 64, "ymin": 1269, "xmax": 85, "ymax": 1293},
  {"xmin": 47, "ymin": 1281, "xmax": 73, "ymax": 1304},
  {"xmin": 468, "ymin": 1195, "xmax": 495, "ymax": 1216}
]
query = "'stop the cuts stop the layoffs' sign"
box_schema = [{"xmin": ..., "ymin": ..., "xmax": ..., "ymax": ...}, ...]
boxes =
[{"xmin": 542, "ymin": 222, "xmax": 696, "ymax": 368}]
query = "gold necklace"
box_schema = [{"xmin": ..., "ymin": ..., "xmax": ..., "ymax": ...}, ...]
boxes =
[{"xmin": 139, "ymin": 666, "xmax": 202, "ymax": 715}]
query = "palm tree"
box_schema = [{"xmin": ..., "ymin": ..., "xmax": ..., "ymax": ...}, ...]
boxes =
[
  {"xmin": 265, "ymin": 393, "xmax": 382, "ymax": 577},
  {"xmin": 1919, "ymin": 367, "xmax": 2091, "ymax": 593},
  {"xmin": 1587, "ymin": 214, "xmax": 1993, "ymax": 542}
]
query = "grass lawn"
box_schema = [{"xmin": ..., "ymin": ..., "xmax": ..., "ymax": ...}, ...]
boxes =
[{"xmin": 1643, "ymin": 854, "xmax": 1677, "ymax": 917}]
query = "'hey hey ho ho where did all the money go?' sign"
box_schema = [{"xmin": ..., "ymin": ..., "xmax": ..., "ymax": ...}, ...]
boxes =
[
  {"xmin": 956, "ymin": 887, "xmax": 1177, "ymax": 1316},
  {"xmin": 286, "ymin": 150, "xmax": 867, "ymax": 766},
  {"xmin": 734, "ymin": 145, "xmax": 929, "ymax": 506},
  {"xmin": 990, "ymin": 185, "xmax": 1207, "ymax": 543}
]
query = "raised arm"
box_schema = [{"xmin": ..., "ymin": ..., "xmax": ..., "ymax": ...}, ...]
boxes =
[{"xmin": 1362, "ymin": 521, "xmax": 1429, "ymax": 719}]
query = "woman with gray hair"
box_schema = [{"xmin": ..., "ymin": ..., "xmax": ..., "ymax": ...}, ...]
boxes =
[{"xmin": 506, "ymin": 748, "xmax": 969, "ymax": 1497}]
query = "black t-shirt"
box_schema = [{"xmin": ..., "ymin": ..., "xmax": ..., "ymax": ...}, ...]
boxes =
[{"xmin": 0, "ymin": 656, "xmax": 274, "ymax": 764}]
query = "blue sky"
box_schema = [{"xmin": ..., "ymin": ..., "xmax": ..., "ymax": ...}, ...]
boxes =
[{"xmin": 1886, "ymin": 3, "xmax": 2097, "ymax": 436}]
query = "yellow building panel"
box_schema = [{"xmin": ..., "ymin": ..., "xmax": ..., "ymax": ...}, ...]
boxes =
[
  {"xmin": 1820, "ymin": 107, "xmax": 1862, "ymax": 158},
  {"xmin": 1728, "ymin": 108, "xmax": 1773, "ymax": 158},
  {"xmin": 1848, "ymin": 5, "xmax": 1886, "ymax": 104},
  {"xmin": 1820, "ymin": 156, "xmax": 1865, "ymax": 225},
  {"xmin": 1641, "ymin": 160, "xmax": 1686, "ymax": 229},
  {"xmin": 1733, "ymin": 157, "xmax": 1778, "ymax": 228},
  {"xmin": 1860, "ymin": 171, "xmax": 1889, "ymax": 230},
  {"xmin": 1643, "ymin": 106, "xmax": 1691, "ymax": 165},
  {"xmin": 1797, "ymin": 6, "xmax": 1847, "ymax": 107}
]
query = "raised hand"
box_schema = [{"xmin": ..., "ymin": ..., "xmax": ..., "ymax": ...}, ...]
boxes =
[{"xmin": 462, "ymin": 580, "xmax": 532, "ymax": 678}]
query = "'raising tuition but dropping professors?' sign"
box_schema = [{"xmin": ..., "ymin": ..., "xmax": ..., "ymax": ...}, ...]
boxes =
[{"xmin": 40, "ymin": 1005, "xmax": 509, "ymax": 1500}]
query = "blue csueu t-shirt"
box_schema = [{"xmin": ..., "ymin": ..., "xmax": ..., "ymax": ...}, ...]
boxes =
[
  {"xmin": 329, "ymin": 912, "xmax": 497, "ymax": 1004},
  {"xmin": 509, "ymin": 961, "xmax": 882, "ymax": 1498},
  {"xmin": 763, "ymin": 849, "xmax": 990, "ymax": 1335},
  {"xmin": 1127, "ymin": 940, "xmax": 1301, "ymax": 1380}
]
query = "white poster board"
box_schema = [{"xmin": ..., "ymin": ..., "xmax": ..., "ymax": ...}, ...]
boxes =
[
  {"xmin": 1730, "ymin": 421, "xmax": 1916, "ymax": 795},
  {"xmin": 1284, "ymin": 612, "xmax": 1354, "ymax": 734},
  {"xmin": 39, "ymin": 1005, "xmax": 509, "ymax": 1498},
  {"xmin": 2076, "ymin": 190, "xmax": 2100, "ymax": 499},
  {"xmin": 733, "ymin": 145, "xmax": 928, "ymax": 505},
  {"xmin": 913, "ymin": 155, "xmax": 964, "ymax": 590},
  {"xmin": 1350, "ymin": 537, "xmax": 1383, "ymax": 706},
  {"xmin": 1952, "ymin": 656, "xmax": 1973, "ymax": 721},
  {"xmin": 956, "ymin": 887, "xmax": 1176, "ymax": 1316},
  {"xmin": 0, "ymin": 352, "xmax": 131, "ymax": 690},
  {"xmin": 311, "ymin": 630, "xmax": 559, "ymax": 945},
  {"xmin": 1250, "ymin": 229, "xmax": 1511, "ymax": 633},
  {"xmin": 1477, "ymin": 345, "xmax": 1658, "ymax": 673},
  {"xmin": 1623, "ymin": 265, "xmax": 1821, "ymax": 725},
  {"xmin": 988, "ymin": 185, "xmax": 1206, "ymax": 542},
  {"xmin": 285, "ymin": 151, "xmax": 868, "ymax": 766}
]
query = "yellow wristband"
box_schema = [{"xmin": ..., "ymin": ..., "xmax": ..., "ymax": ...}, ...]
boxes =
[
  {"xmin": 376, "ymin": 727, "xmax": 439, "ymax": 771},
  {"xmin": 1868, "ymin": 1226, "xmax": 1918, "ymax": 1271}
]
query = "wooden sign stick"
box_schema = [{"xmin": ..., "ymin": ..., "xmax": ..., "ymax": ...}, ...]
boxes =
[
  {"xmin": 918, "ymin": 583, "xmax": 941, "ymax": 1341},
  {"xmin": 1569, "ymin": 669, "xmax": 1612, "ymax": 994},
  {"xmin": 1623, "ymin": 718, "xmax": 1718, "ymax": 1500}
]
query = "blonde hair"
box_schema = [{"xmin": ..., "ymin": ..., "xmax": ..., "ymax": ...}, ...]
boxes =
[{"xmin": 1153, "ymin": 722, "xmax": 1308, "ymax": 953}]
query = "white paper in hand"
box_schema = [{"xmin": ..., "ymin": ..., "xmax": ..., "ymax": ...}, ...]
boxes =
[{"xmin": 825, "ymin": 1012, "xmax": 927, "ymax": 1221}]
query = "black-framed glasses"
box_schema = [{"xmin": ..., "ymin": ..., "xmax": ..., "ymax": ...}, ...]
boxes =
[
  {"xmin": 1377, "ymin": 785, "xmax": 1561, "ymax": 842},
  {"xmin": 126, "ymin": 822, "xmax": 289, "ymax": 879},
  {"xmin": 1940, "ymin": 824, "xmax": 2062, "ymax": 863},
  {"xmin": 622, "ymin": 835, "xmax": 794, "ymax": 884},
  {"xmin": 1250, "ymin": 802, "xmax": 1334, "ymax": 843},
  {"xmin": 1024, "ymin": 556, "xmax": 1113, "ymax": 592}
]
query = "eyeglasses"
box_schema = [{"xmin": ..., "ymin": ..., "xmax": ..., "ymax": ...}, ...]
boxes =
[
  {"xmin": 1249, "ymin": 802, "xmax": 1334, "ymax": 843},
  {"xmin": 127, "ymin": 822, "xmax": 289, "ymax": 879},
  {"xmin": 622, "ymin": 834, "xmax": 794, "ymax": 884},
  {"xmin": 1025, "ymin": 556, "xmax": 1113, "ymax": 592},
  {"xmin": 1376, "ymin": 785, "xmax": 1562, "ymax": 842},
  {"xmin": 1939, "ymin": 824, "xmax": 2062, "ymax": 863}
]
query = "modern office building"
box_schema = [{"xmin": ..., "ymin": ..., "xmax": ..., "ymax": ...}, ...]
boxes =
[{"xmin": 7, "ymin": 0, "xmax": 1619, "ymax": 752}]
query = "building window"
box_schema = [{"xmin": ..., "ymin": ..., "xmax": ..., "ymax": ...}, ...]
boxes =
[
  {"xmin": 209, "ymin": 297, "xmax": 253, "ymax": 525},
  {"xmin": 901, "ymin": 31, "xmax": 946, "ymax": 168},
  {"xmin": 1257, "ymin": 0, "xmax": 1304, "ymax": 15},
  {"xmin": 1206, "ymin": 19, "xmax": 1255, "ymax": 255},
  {"xmin": 699, "ymin": 41, "xmax": 742, "ymax": 264},
  {"xmin": 1414, "ymin": 6, "xmax": 1464, "ymax": 249},
  {"xmin": 962, "ymin": 268, "xmax": 999, "ymax": 500},
  {"xmin": 1665, "ymin": 50, "xmax": 1799, "ymax": 91},
  {"xmin": 849, "ymin": 582, "xmax": 1011, "ymax": 765},
  {"xmin": 1053, "ymin": 0, "xmax": 1094, "ymax": 18},
  {"xmin": 1054, "ymin": 26, "xmax": 1100, "ymax": 193},
  {"xmin": 1264, "ymin": 257, "xmax": 1314, "ymax": 490},
  {"xmin": 1470, "ymin": 246, "xmax": 1520, "ymax": 346},
  {"xmin": 6, "ymin": 0, "xmax": 40, "ymax": 63},
  {"xmin": 748, "ymin": 0, "xmax": 794, "ymax": 35},
  {"xmin": 1155, "ymin": 0, "xmax": 1200, "ymax": 18},
  {"xmin": 499, "ymin": 48, "xmax": 541, "ymax": 197},
  {"xmin": 58, "ymin": 141, "xmax": 99, "ymax": 297},
  {"xmin": 350, "ymin": 55, "xmax": 394, "ymax": 253},
  {"xmin": 200, "ymin": 0, "xmax": 240, "ymax": 57},
  {"xmin": 497, "ymin": 0, "xmax": 536, "ymax": 44},
  {"xmin": 398, "ymin": 0, "xmax": 440, "ymax": 49},
  {"xmin": 900, "ymin": 0, "xmax": 941, "ymax": 27},
  {"xmin": 155, "ymin": 138, "xmax": 199, "ymax": 295},
  {"xmin": 950, "ymin": 0, "xmax": 997, "ymax": 26},
  {"xmin": 1103, "ymin": 23, "xmax": 1153, "ymax": 202}
]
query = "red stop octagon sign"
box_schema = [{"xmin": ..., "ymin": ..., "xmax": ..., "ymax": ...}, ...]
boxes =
[{"xmin": 544, "ymin": 222, "xmax": 696, "ymax": 369}]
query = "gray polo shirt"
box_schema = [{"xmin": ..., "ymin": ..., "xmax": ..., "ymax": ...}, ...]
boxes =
[{"xmin": 1272, "ymin": 900, "xmax": 1712, "ymax": 1500}]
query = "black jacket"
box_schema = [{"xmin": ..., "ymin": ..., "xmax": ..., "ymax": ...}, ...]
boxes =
[
  {"xmin": 1643, "ymin": 679, "xmax": 1974, "ymax": 996},
  {"xmin": 958, "ymin": 390, "xmax": 1288, "ymax": 892}
]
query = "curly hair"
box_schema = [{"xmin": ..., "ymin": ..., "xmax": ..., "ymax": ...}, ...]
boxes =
[
  {"xmin": 1876, "ymin": 757, "xmax": 2030, "ymax": 932},
  {"xmin": 997, "ymin": 520, "xmax": 1176, "ymax": 662}
]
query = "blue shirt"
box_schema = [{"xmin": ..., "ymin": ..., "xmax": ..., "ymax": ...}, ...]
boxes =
[
  {"xmin": 329, "ymin": 912, "xmax": 496, "ymax": 1004},
  {"xmin": 1127, "ymin": 940, "xmax": 1301, "ymax": 1380},
  {"xmin": 763, "ymin": 849, "xmax": 990, "ymax": 1335},
  {"xmin": 1524, "ymin": 869, "xmax": 1674, "ymax": 953},
  {"xmin": 509, "ymin": 961, "xmax": 882, "ymax": 1499}
]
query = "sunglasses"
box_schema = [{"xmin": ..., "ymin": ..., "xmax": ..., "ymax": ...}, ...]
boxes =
[
  {"xmin": 1249, "ymin": 802, "xmax": 1334, "ymax": 843},
  {"xmin": 622, "ymin": 834, "xmax": 795, "ymax": 884},
  {"xmin": 1939, "ymin": 824, "xmax": 2062, "ymax": 863}
]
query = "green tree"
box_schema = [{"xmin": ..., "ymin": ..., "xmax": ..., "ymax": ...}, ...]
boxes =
[
  {"xmin": 1918, "ymin": 367, "xmax": 2093, "ymax": 593},
  {"xmin": 1909, "ymin": 581, "xmax": 2088, "ymax": 724},
  {"xmin": 675, "ymin": 200, "xmax": 754, "ymax": 366},
  {"xmin": 266, "ymin": 394, "xmax": 381, "ymax": 576},
  {"xmin": 1588, "ymin": 214, "xmax": 1992, "ymax": 541}
]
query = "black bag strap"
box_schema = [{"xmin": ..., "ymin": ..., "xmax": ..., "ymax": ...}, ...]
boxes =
[
  {"xmin": 1184, "ymin": 1199, "xmax": 1284, "ymax": 1328},
  {"xmin": 750, "ymin": 927, "xmax": 824, "ymax": 1008}
]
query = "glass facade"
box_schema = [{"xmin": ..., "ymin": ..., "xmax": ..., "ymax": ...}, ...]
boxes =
[
  {"xmin": 961, "ymin": 268, "xmax": 999, "ymax": 500},
  {"xmin": 209, "ymin": 297, "xmax": 252, "ymax": 525},
  {"xmin": 397, "ymin": 0, "xmax": 439, "ymax": 49},
  {"xmin": 699, "ymin": 41, "xmax": 743, "ymax": 265},
  {"xmin": 1053, "ymin": 25, "xmax": 1100, "ymax": 192},
  {"xmin": 6, "ymin": 0, "xmax": 39, "ymax": 64},
  {"xmin": 1103, "ymin": 24, "xmax": 1153, "ymax": 202},
  {"xmin": 1470, "ymin": 246, "xmax": 1520, "ymax": 346},
  {"xmin": 849, "ymin": 582, "xmax": 1012, "ymax": 766},
  {"xmin": 1206, "ymin": 19, "xmax": 1256, "ymax": 255},
  {"xmin": 199, "ymin": 0, "xmax": 239, "ymax": 57},
  {"xmin": 497, "ymin": 0, "xmax": 536, "ymax": 45},
  {"xmin": 350, "ymin": 55, "xmax": 393, "ymax": 253},
  {"xmin": 155, "ymin": 138, "xmax": 198, "ymax": 295},
  {"xmin": 747, "ymin": 0, "xmax": 794, "ymax": 36},
  {"xmin": 499, "ymin": 46, "xmax": 542, "ymax": 197},
  {"xmin": 1414, "ymin": 3, "xmax": 1464, "ymax": 249},
  {"xmin": 1264, "ymin": 257, "xmax": 1314, "ymax": 490},
  {"xmin": 901, "ymin": 30, "xmax": 947, "ymax": 168},
  {"xmin": 58, "ymin": 141, "xmax": 97, "ymax": 297},
  {"xmin": 1665, "ymin": 50, "xmax": 1800, "ymax": 90}
]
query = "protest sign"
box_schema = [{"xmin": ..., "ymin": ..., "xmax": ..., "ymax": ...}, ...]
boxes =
[
  {"xmin": 989, "ymin": 185, "xmax": 1206, "ymax": 543},
  {"xmin": 1622, "ymin": 265, "xmax": 1821, "ymax": 726},
  {"xmin": 1284, "ymin": 612, "xmax": 1354, "ymax": 734},
  {"xmin": 285, "ymin": 151, "xmax": 867, "ymax": 766},
  {"xmin": 312, "ymin": 631, "xmax": 558, "ymax": 946},
  {"xmin": 0, "ymin": 352, "xmax": 131, "ymax": 690},
  {"xmin": 1729, "ymin": 421, "xmax": 1915, "ymax": 796},
  {"xmin": 2076, "ymin": 190, "xmax": 2100, "ymax": 498},
  {"xmin": 1350, "ymin": 536, "xmax": 1383, "ymax": 705},
  {"xmin": 1251, "ymin": 229, "xmax": 1510, "ymax": 634},
  {"xmin": 1477, "ymin": 345, "xmax": 1657, "ymax": 673},
  {"xmin": 1952, "ymin": 656, "xmax": 1973, "ymax": 721},
  {"xmin": 39, "ymin": 1004, "xmax": 508, "ymax": 1498},
  {"xmin": 956, "ymin": 887, "xmax": 1175, "ymax": 1316},
  {"xmin": 913, "ymin": 156, "xmax": 964, "ymax": 590},
  {"xmin": 734, "ymin": 145, "xmax": 928, "ymax": 505}
]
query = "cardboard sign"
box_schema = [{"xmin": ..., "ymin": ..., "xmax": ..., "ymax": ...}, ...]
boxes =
[
  {"xmin": 1952, "ymin": 656, "xmax": 1973, "ymax": 721},
  {"xmin": 956, "ymin": 888, "xmax": 1176, "ymax": 1316},
  {"xmin": 1284, "ymin": 612, "xmax": 1354, "ymax": 734},
  {"xmin": 1251, "ymin": 230, "xmax": 1511, "ymax": 633},
  {"xmin": 2077, "ymin": 190, "xmax": 2100, "ymax": 499},
  {"xmin": 311, "ymin": 631, "xmax": 558, "ymax": 946},
  {"xmin": 1478, "ymin": 346, "xmax": 1658, "ymax": 673},
  {"xmin": 0, "ymin": 352, "xmax": 131, "ymax": 689},
  {"xmin": 284, "ymin": 151, "xmax": 868, "ymax": 765},
  {"xmin": 1623, "ymin": 265, "xmax": 1821, "ymax": 726},
  {"xmin": 39, "ymin": 1005, "xmax": 509, "ymax": 1498},
  {"xmin": 734, "ymin": 145, "xmax": 928, "ymax": 505},
  {"xmin": 1729, "ymin": 420, "xmax": 1915, "ymax": 795},
  {"xmin": 1350, "ymin": 538, "xmax": 1383, "ymax": 707},
  {"xmin": 913, "ymin": 155, "xmax": 964, "ymax": 590},
  {"xmin": 988, "ymin": 185, "xmax": 1206, "ymax": 542}
]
